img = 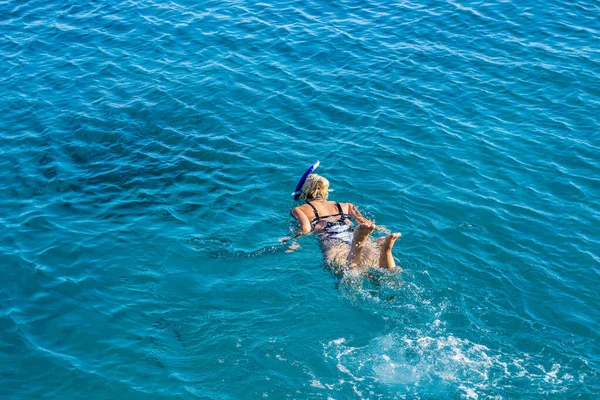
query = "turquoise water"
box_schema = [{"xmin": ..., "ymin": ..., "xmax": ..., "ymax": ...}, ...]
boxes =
[{"xmin": 1, "ymin": 0, "xmax": 599, "ymax": 398}]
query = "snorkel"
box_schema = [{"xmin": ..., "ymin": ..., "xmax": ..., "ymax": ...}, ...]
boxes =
[{"xmin": 292, "ymin": 160, "xmax": 320, "ymax": 200}]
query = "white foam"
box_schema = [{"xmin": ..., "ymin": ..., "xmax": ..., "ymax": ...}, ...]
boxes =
[
  {"xmin": 323, "ymin": 332, "xmax": 513, "ymax": 397},
  {"xmin": 310, "ymin": 379, "xmax": 325, "ymax": 389},
  {"xmin": 458, "ymin": 385, "xmax": 478, "ymax": 400},
  {"xmin": 332, "ymin": 337, "xmax": 346, "ymax": 345}
]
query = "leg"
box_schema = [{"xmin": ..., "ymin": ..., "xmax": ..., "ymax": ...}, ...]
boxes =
[
  {"xmin": 376, "ymin": 233, "xmax": 401, "ymax": 270},
  {"xmin": 322, "ymin": 241, "xmax": 350, "ymax": 271},
  {"xmin": 346, "ymin": 223, "xmax": 376, "ymax": 268}
]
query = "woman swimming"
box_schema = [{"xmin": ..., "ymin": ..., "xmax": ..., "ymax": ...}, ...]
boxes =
[{"xmin": 290, "ymin": 173, "xmax": 401, "ymax": 272}]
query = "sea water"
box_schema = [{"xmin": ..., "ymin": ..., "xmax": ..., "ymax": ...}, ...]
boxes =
[{"xmin": 1, "ymin": 0, "xmax": 599, "ymax": 398}]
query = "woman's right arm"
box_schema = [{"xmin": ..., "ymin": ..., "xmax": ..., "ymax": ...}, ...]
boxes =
[
  {"xmin": 291, "ymin": 207, "xmax": 312, "ymax": 234},
  {"xmin": 280, "ymin": 207, "xmax": 311, "ymax": 254}
]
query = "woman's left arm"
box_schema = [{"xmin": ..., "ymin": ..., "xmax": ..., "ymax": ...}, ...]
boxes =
[{"xmin": 347, "ymin": 203, "xmax": 371, "ymax": 225}]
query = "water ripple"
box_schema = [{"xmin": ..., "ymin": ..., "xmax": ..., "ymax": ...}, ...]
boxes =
[{"xmin": 1, "ymin": 0, "xmax": 599, "ymax": 398}]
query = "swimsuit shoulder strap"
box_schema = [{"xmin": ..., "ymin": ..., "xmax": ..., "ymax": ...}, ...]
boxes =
[
  {"xmin": 306, "ymin": 201, "xmax": 320, "ymax": 220},
  {"xmin": 336, "ymin": 202, "xmax": 352, "ymax": 222}
]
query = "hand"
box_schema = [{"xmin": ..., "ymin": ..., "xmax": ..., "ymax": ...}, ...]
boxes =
[
  {"xmin": 285, "ymin": 242, "xmax": 300, "ymax": 253},
  {"xmin": 279, "ymin": 236, "xmax": 292, "ymax": 244}
]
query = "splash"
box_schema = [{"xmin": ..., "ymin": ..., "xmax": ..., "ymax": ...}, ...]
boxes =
[{"xmin": 322, "ymin": 332, "xmax": 582, "ymax": 398}]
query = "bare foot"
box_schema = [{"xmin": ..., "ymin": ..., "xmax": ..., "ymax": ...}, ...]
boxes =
[
  {"xmin": 377, "ymin": 233, "xmax": 401, "ymax": 270},
  {"xmin": 376, "ymin": 233, "xmax": 401, "ymax": 251},
  {"xmin": 346, "ymin": 223, "xmax": 376, "ymax": 268},
  {"xmin": 352, "ymin": 222, "xmax": 376, "ymax": 249}
]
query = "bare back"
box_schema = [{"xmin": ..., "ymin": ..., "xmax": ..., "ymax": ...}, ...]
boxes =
[
  {"xmin": 297, "ymin": 201, "xmax": 350, "ymax": 222},
  {"xmin": 291, "ymin": 200, "xmax": 368, "ymax": 234}
]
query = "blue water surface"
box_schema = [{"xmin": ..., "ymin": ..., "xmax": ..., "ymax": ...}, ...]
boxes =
[{"xmin": 1, "ymin": 0, "xmax": 599, "ymax": 398}]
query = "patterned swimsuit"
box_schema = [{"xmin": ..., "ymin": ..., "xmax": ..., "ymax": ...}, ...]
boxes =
[{"xmin": 306, "ymin": 201, "xmax": 354, "ymax": 245}]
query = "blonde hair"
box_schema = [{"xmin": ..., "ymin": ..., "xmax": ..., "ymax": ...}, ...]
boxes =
[{"xmin": 300, "ymin": 174, "xmax": 329, "ymax": 201}]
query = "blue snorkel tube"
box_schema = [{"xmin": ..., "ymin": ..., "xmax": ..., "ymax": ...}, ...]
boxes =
[{"xmin": 292, "ymin": 161, "xmax": 320, "ymax": 200}]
